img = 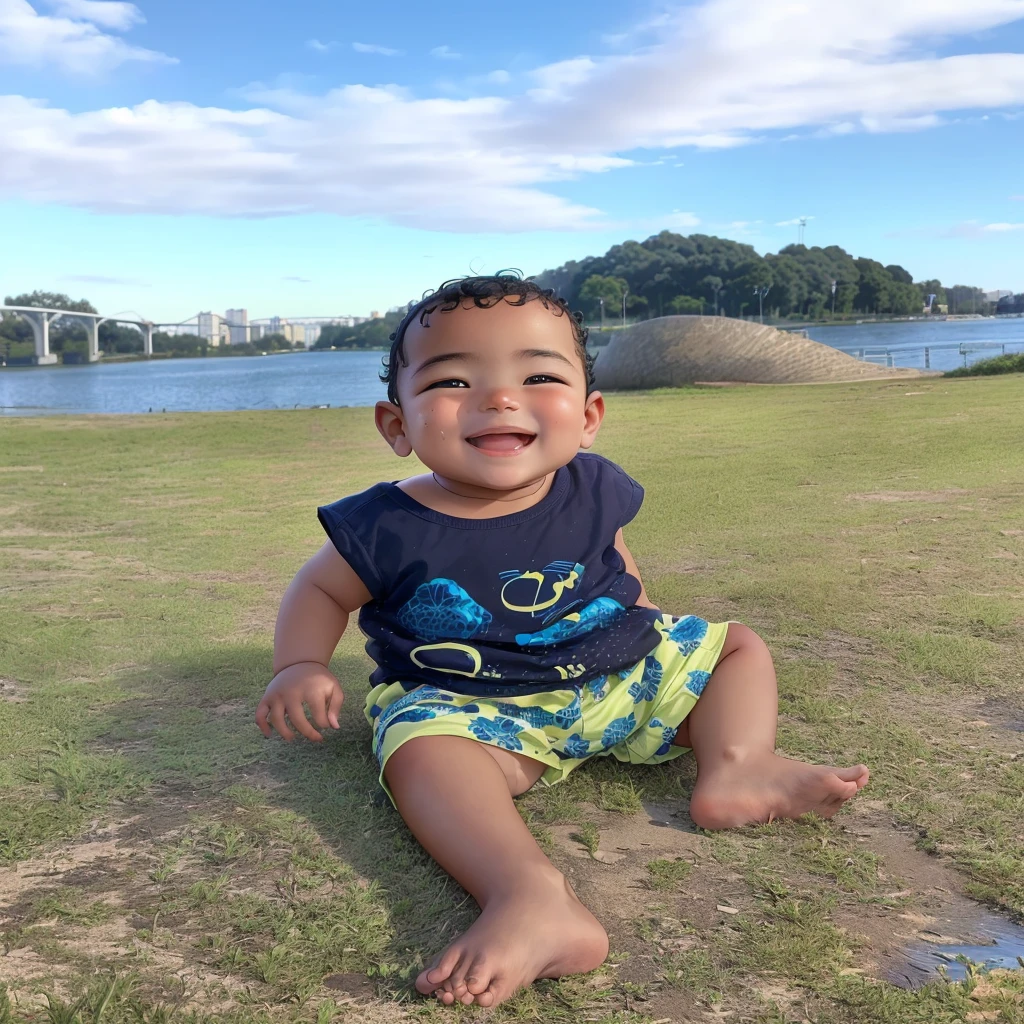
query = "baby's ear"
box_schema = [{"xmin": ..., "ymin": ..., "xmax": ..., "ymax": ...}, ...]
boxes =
[
  {"xmin": 579, "ymin": 391, "xmax": 605, "ymax": 449},
  {"xmin": 375, "ymin": 401, "xmax": 413, "ymax": 457}
]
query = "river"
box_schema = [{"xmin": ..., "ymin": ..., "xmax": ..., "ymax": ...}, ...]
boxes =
[{"xmin": 1, "ymin": 318, "xmax": 1022, "ymax": 417}]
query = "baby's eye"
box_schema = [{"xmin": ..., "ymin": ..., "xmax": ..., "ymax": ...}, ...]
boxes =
[
  {"xmin": 525, "ymin": 374, "xmax": 566, "ymax": 385},
  {"xmin": 423, "ymin": 378, "xmax": 469, "ymax": 390}
]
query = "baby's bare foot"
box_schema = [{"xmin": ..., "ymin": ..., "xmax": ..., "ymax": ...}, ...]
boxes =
[
  {"xmin": 414, "ymin": 874, "xmax": 608, "ymax": 1007},
  {"xmin": 688, "ymin": 752, "xmax": 869, "ymax": 830}
]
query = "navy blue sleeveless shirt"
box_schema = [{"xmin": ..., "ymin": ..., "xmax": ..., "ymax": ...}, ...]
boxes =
[{"xmin": 317, "ymin": 453, "xmax": 662, "ymax": 698}]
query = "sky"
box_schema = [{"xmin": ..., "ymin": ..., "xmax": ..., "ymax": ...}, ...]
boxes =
[{"xmin": 1, "ymin": 0, "xmax": 1023, "ymax": 322}]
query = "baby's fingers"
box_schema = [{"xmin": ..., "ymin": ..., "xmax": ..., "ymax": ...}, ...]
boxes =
[
  {"xmin": 285, "ymin": 700, "xmax": 324, "ymax": 743},
  {"xmin": 266, "ymin": 701, "xmax": 295, "ymax": 742},
  {"xmin": 327, "ymin": 686, "xmax": 343, "ymax": 730},
  {"xmin": 255, "ymin": 698, "xmax": 273, "ymax": 738}
]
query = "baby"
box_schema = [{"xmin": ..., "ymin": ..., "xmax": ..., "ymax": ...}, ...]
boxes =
[{"xmin": 255, "ymin": 273, "xmax": 869, "ymax": 1009}]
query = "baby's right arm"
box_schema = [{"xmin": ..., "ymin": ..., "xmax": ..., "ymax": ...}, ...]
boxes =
[{"xmin": 255, "ymin": 541, "xmax": 371, "ymax": 743}]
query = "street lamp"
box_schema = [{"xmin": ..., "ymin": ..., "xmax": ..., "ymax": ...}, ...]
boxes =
[
  {"xmin": 622, "ymin": 287, "xmax": 628, "ymax": 327},
  {"xmin": 831, "ymin": 280, "xmax": 837, "ymax": 319},
  {"xmin": 753, "ymin": 285, "xmax": 771, "ymax": 324},
  {"xmin": 599, "ymin": 297, "xmax": 605, "ymax": 333}
]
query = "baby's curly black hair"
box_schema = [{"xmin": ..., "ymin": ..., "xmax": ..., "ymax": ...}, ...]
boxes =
[{"xmin": 380, "ymin": 270, "xmax": 594, "ymax": 405}]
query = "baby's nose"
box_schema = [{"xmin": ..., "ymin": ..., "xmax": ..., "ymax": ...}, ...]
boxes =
[{"xmin": 479, "ymin": 386, "xmax": 520, "ymax": 412}]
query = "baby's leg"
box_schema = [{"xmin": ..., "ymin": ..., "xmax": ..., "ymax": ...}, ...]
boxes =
[
  {"xmin": 677, "ymin": 623, "xmax": 869, "ymax": 829},
  {"xmin": 385, "ymin": 735, "xmax": 608, "ymax": 1007}
]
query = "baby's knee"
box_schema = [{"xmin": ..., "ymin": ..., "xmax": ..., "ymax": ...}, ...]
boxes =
[{"xmin": 721, "ymin": 622, "xmax": 771, "ymax": 662}]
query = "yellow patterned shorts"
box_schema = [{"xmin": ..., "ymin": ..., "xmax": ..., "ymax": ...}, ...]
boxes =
[{"xmin": 365, "ymin": 614, "xmax": 731, "ymax": 803}]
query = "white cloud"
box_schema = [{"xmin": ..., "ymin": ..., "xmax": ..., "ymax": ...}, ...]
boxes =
[
  {"xmin": 430, "ymin": 44, "xmax": 460, "ymax": 60},
  {"xmin": 306, "ymin": 38, "xmax": 335, "ymax": 53},
  {"xmin": 49, "ymin": 0, "xmax": 141, "ymax": 30},
  {"xmin": 0, "ymin": 0, "xmax": 172, "ymax": 72},
  {"xmin": 776, "ymin": 216, "xmax": 815, "ymax": 227},
  {"xmin": 486, "ymin": 69, "xmax": 510, "ymax": 84},
  {"xmin": 3, "ymin": 0, "xmax": 1024, "ymax": 230},
  {"xmin": 63, "ymin": 272, "xmax": 148, "ymax": 285},
  {"xmin": 944, "ymin": 220, "xmax": 1024, "ymax": 238},
  {"xmin": 352, "ymin": 41, "xmax": 401, "ymax": 56}
]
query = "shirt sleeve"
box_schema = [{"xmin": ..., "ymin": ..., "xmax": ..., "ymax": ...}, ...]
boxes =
[
  {"xmin": 582, "ymin": 453, "xmax": 644, "ymax": 527},
  {"xmin": 317, "ymin": 492, "xmax": 387, "ymax": 601}
]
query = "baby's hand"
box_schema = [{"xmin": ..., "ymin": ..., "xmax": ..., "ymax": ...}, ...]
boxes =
[{"xmin": 255, "ymin": 662, "xmax": 344, "ymax": 743}]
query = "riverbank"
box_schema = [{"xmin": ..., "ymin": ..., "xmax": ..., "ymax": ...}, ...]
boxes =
[{"xmin": 2, "ymin": 378, "xmax": 1022, "ymax": 1021}]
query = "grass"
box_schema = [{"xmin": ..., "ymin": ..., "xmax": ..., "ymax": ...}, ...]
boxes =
[{"xmin": 0, "ymin": 374, "xmax": 1022, "ymax": 1022}]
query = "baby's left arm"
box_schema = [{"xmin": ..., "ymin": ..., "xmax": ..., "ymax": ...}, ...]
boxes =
[{"xmin": 614, "ymin": 529, "xmax": 657, "ymax": 610}]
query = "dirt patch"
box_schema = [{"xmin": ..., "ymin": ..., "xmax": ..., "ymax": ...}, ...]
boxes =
[
  {"xmin": 846, "ymin": 490, "xmax": 971, "ymax": 503},
  {"xmin": 0, "ymin": 678, "xmax": 28, "ymax": 703},
  {"xmin": 3, "ymin": 547, "xmax": 97, "ymax": 563},
  {"xmin": 0, "ymin": 466, "xmax": 44, "ymax": 473}
]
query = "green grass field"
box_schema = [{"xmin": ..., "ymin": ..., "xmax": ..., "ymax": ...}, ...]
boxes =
[{"xmin": 1, "ymin": 375, "xmax": 1023, "ymax": 1023}]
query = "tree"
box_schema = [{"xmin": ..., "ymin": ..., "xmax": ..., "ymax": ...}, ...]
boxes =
[
  {"xmin": 99, "ymin": 323, "xmax": 143, "ymax": 354},
  {"xmin": 255, "ymin": 332, "xmax": 291, "ymax": 352},
  {"xmin": 668, "ymin": 295, "xmax": 703, "ymax": 314},
  {"xmin": 854, "ymin": 258, "xmax": 892, "ymax": 314},
  {"xmin": 4, "ymin": 291, "xmax": 97, "ymax": 314},
  {"xmin": 152, "ymin": 332, "xmax": 207, "ymax": 357},
  {"xmin": 577, "ymin": 275, "xmax": 628, "ymax": 322},
  {"xmin": 885, "ymin": 264, "xmax": 914, "ymax": 285},
  {"xmin": 699, "ymin": 275, "xmax": 724, "ymax": 314},
  {"xmin": 996, "ymin": 293, "xmax": 1024, "ymax": 314}
]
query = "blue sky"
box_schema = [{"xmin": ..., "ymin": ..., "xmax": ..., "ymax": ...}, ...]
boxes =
[{"xmin": 1, "ymin": 0, "xmax": 1023, "ymax": 321}]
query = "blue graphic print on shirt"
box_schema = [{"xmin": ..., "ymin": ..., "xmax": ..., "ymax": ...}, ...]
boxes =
[
  {"xmin": 398, "ymin": 579, "xmax": 493, "ymax": 641},
  {"xmin": 514, "ymin": 596, "xmax": 626, "ymax": 647}
]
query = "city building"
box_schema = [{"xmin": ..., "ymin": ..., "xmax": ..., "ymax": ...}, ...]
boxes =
[
  {"xmin": 225, "ymin": 308, "xmax": 249, "ymax": 345},
  {"xmin": 197, "ymin": 312, "xmax": 223, "ymax": 347}
]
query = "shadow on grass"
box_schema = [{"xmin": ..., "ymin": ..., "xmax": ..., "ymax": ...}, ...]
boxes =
[
  {"xmin": 84, "ymin": 643, "xmax": 532, "ymax": 1003},
  {"xmin": 86, "ymin": 641, "xmax": 708, "ymax": 1002}
]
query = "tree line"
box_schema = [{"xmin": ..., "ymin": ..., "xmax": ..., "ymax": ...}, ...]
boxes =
[{"xmin": 533, "ymin": 232, "xmax": 999, "ymax": 323}]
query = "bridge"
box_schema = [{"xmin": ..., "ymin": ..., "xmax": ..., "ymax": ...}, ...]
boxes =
[{"xmin": 0, "ymin": 305, "xmax": 155, "ymax": 364}]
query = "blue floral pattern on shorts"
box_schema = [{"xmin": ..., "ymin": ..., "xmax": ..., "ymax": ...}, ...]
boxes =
[
  {"xmin": 602, "ymin": 712, "xmax": 637, "ymax": 748},
  {"xmin": 685, "ymin": 669, "xmax": 711, "ymax": 697},
  {"xmin": 628, "ymin": 654, "xmax": 663, "ymax": 703},
  {"xmin": 561, "ymin": 733, "xmax": 591, "ymax": 759},
  {"xmin": 668, "ymin": 615, "xmax": 709, "ymax": 654},
  {"xmin": 468, "ymin": 715, "xmax": 525, "ymax": 751}
]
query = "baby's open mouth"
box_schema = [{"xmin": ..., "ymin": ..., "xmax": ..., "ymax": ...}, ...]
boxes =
[{"xmin": 466, "ymin": 431, "xmax": 536, "ymax": 453}]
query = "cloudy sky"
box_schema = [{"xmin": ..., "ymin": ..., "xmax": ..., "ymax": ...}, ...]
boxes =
[{"xmin": 1, "ymin": 0, "xmax": 1023, "ymax": 320}]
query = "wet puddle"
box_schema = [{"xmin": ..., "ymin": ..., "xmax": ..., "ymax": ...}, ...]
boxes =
[{"xmin": 893, "ymin": 912, "xmax": 1024, "ymax": 987}]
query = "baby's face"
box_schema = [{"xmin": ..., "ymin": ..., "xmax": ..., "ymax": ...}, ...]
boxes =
[{"xmin": 379, "ymin": 298, "xmax": 603, "ymax": 493}]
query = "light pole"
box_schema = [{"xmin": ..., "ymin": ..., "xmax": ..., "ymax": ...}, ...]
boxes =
[
  {"xmin": 621, "ymin": 287, "xmax": 628, "ymax": 327},
  {"xmin": 599, "ymin": 297, "xmax": 605, "ymax": 333},
  {"xmin": 753, "ymin": 285, "xmax": 771, "ymax": 324},
  {"xmin": 831, "ymin": 280, "xmax": 837, "ymax": 319},
  {"xmin": 712, "ymin": 280, "xmax": 722, "ymax": 316}
]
